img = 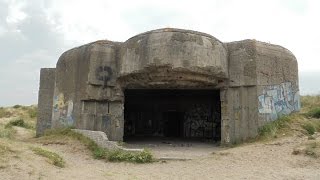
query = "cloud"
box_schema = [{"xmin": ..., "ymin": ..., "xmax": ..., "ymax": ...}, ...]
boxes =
[
  {"xmin": 0, "ymin": 0, "xmax": 69, "ymax": 106},
  {"xmin": 0, "ymin": 0, "xmax": 319, "ymax": 106}
]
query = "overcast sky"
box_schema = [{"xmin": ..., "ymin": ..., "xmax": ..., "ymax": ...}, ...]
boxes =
[{"xmin": 0, "ymin": 0, "xmax": 319, "ymax": 106}]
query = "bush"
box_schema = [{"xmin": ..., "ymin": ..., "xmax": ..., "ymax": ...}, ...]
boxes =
[
  {"xmin": 302, "ymin": 123, "xmax": 316, "ymax": 135},
  {"xmin": 13, "ymin": 105, "xmax": 22, "ymax": 109},
  {"xmin": 5, "ymin": 119, "xmax": 33, "ymax": 129},
  {"xmin": 32, "ymin": 147, "xmax": 65, "ymax": 167},
  {"xmin": 306, "ymin": 107, "xmax": 320, "ymax": 119}
]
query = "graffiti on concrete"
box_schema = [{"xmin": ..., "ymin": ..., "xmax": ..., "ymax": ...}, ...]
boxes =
[
  {"xmin": 258, "ymin": 82, "xmax": 300, "ymax": 120},
  {"xmin": 184, "ymin": 104, "xmax": 213, "ymax": 138},
  {"xmin": 53, "ymin": 93, "xmax": 74, "ymax": 126},
  {"xmin": 95, "ymin": 66, "xmax": 113, "ymax": 87}
]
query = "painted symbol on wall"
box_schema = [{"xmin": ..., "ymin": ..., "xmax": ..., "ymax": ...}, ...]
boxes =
[{"xmin": 96, "ymin": 66, "xmax": 113, "ymax": 87}]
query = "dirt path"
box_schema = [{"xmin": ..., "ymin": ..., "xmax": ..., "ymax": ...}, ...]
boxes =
[{"xmin": 1, "ymin": 129, "xmax": 320, "ymax": 180}]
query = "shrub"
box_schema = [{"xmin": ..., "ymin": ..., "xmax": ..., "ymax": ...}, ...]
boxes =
[
  {"xmin": 13, "ymin": 105, "xmax": 22, "ymax": 109},
  {"xmin": 302, "ymin": 122, "xmax": 317, "ymax": 135},
  {"xmin": 306, "ymin": 107, "xmax": 320, "ymax": 119},
  {"xmin": 5, "ymin": 119, "xmax": 33, "ymax": 129},
  {"xmin": 32, "ymin": 147, "xmax": 65, "ymax": 167}
]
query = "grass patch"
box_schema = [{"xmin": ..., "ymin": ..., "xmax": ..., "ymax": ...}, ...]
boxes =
[
  {"xmin": 27, "ymin": 107, "xmax": 37, "ymax": 118},
  {"xmin": 301, "ymin": 95, "xmax": 320, "ymax": 112},
  {"xmin": 43, "ymin": 128, "xmax": 154, "ymax": 163},
  {"xmin": 0, "ymin": 143, "xmax": 17, "ymax": 166},
  {"xmin": 31, "ymin": 147, "xmax": 65, "ymax": 167},
  {"xmin": 258, "ymin": 115, "xmax": 291, "ymax": 139},
  {"xmin": 302, "ymin": 122, "xmax": 317, "ymax": 135},
  {"xmin": 0, "ymin": 126, "xmax": 15, "ymax": 139},
  {"xmin": 107, "ymin": 149, "xmax": 153, "ymax": 163},
  {"xmin": 5, "ymin": 119, "xmax": 34, "ymax": 129}
]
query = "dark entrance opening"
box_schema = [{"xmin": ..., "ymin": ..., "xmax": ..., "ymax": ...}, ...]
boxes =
[{"xmin": 124, "ymin": 89, "xmax": 221, "ymax": 142}]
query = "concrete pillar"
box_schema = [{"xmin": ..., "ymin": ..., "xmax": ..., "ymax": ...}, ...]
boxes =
[
  {"xmin": 220, "ymin": 88, "xmax": 231, "ymax": 145},
  {"xmin": 36, "ymin": 68, "xmax": 56, "ymax": 136}
]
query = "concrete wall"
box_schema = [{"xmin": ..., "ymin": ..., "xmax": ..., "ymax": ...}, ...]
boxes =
[
  {"xmin": 223, "ymin": 40, "xmax": 300, "ymax": 144},
  {"xmin": 51, "ymin": 40, "xmax": 124, "ymax": 141},
  {"xmin": 255, "ymin": 41, "xmax": 300, "ymax": 123},
  {"xmin": 36, "ymin": 68, "xmax": 56, "ymax": 136}
]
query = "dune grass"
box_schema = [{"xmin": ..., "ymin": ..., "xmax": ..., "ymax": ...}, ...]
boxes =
[{"xmin": 32, "ymin": 147, "xmax": 65, "ymax": 167}]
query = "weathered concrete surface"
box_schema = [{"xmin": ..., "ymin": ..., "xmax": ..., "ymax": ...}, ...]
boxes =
[
  {"xmin": 38, "ymin": 28, "xmax": 300, "ymax": 145},
  {"xmin": 119, "ymin": 28, "xmax": 228, "ymax": 89},
  {"xmin": 51, "ymin": 41, "xmax": 123, "ymax": 140},
  {"xmin": 222, "ymin": 40, "xmax": 299, "ymax": 144},
  {"xmin": 71, "ymin": 129, "xmax": 120, "ymax": 150},
  {"xmin": 36, "ymin": 68, "xmax": 56, "ymax": 136},
  {"xmin": 71, "ymin": 129, "xmax": 143, "ymax": 152}
]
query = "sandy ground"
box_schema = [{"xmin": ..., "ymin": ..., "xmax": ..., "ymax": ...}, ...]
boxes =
[{"xmin": 1, "ymin": 126, "xmax": 320, "ymax": 180}]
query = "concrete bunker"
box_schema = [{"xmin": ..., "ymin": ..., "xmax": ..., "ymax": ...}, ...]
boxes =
[{"xmin": 36, "ymin": 28, "xmax": 300, "ymax": 145}]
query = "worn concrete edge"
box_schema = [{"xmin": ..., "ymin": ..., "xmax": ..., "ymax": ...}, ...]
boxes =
[{"xmin": 71, "ymin": 129, "xmax": 143, "ymax": 152}]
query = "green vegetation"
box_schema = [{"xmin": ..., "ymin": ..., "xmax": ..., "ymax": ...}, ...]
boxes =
[
  {"xmin": 27, "ymin": 107, "xmax": 37, "ymax": 118},
  {"xmin": 302, "ymin": 122, "xmax": 317, "ymax": 135},
  {"xmin": 32, "ymin": 147, "xmax": 65, "ymax": 167},
  {"xmin": 258, "ymin": 115, "xmax": 291, "ymax": 139},
  {"xmin": 13, "ymin": 105, "xmax": 22, "ymax": 109},
  {"xmin": 43, "ymin": 128, "xmax": 154, "ymax": 163},
  {"xmin": 107, "ymin": 149, "xmax": 153, "ymax": 163},
  {"xmin": 257, "ymin": 95, "xmax": 320, "ymax": 140},
  {"xmin": 5, "ymin": 119, "xmax": 34, "ymax": 129},
  {"xmin": 305, "ymin": 107, "xmax": 320, "ymax": 119},
  {"xmin": 0, "ymin": 126, "xmax": 15, "ymax": 139}
]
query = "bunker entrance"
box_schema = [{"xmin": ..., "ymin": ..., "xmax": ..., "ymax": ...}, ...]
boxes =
[{"xmin": 124, "ymin": 89, "xmax": 221, "ymax": 142}]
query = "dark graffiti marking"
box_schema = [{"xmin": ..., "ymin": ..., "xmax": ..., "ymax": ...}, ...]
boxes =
[
  {"xmin": 184, "ymin": 104, "xmax": 213, "ymax": 138},
  {"xmin": 96, "ymin": 66, "xmax": 113, "ymax": 87}
]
